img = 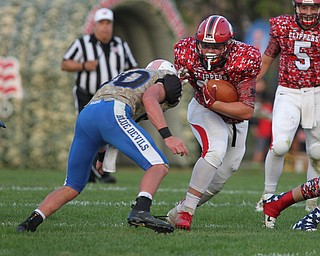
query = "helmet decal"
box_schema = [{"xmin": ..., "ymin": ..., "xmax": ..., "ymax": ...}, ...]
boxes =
[
  {"xmin": 203, "ymin": 17, "xmax": 220, "ymax": 43},
  {"xmin": 146, "ymin": 59, "xmax": 177, "ymax": 75}
]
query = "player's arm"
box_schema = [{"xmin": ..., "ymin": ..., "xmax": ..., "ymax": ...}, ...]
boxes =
[
  {"xmin": 256, "ymin": 54, "xmax": 275, "ymax": 82},
  {"xmin": 256, "ymin": 36, "xmax": 280, "ymax": 82},
  {"xmin": 204, "ymin": 79, "xmax": 255, "ymax": 120},
  {"xmin": 211, "ymin": 101, "xmax": 253, "ymax": 120},
  {"xmin": 142, "ymin": 82, "xmax": 188, "ymax": 156},
  {"xmin": 142, "ymin": 82, "xmax": 168, "ymax": 130}
]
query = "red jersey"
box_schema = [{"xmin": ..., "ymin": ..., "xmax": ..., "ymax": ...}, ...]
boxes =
[
  {"xmin": 174, "ymin": 37, "xmax": 261, "ymax": 124},
  {"xmin": 267, "ymin": 15, "xmax": 320, "ymax": 88}
]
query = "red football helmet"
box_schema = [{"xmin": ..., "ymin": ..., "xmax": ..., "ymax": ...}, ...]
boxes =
[
  {"xmin": 293, "ymin": 0, "xmax": 320, "ymax": 29},
  {"xmin": 195, "ymin": 15, "xmax": 234, "ymax": 70}
]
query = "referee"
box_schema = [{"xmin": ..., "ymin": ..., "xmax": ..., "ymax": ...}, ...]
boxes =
[{"xmin": 61, "ymin": 8, "xmax": 138, "ymax": 183}]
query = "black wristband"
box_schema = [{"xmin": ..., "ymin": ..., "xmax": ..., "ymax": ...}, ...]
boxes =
[
  {"xmin": 82, "ymin": 62, "xmax": 86, "ymax": 71},
  {"xmin": 158, "ymin": 127, "xmax": 172, "ymax": 139},
  {"xmin": 98, "ymin": 151, "xmax": 105, "ymax": 162}
]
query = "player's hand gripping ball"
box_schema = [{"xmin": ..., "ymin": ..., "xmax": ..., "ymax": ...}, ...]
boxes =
[{"xmin": 206, "ymin": 79, "xmax": 238, "ymax": 103}]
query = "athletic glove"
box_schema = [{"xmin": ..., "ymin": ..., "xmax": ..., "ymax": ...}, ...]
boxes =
[
  {"xmin": 202, "ymin": 83, "xmax": 216, "ymax": 108},
  {"xmin": 177, "ymin": 67, "xmax": 190, "ymax": 86}
]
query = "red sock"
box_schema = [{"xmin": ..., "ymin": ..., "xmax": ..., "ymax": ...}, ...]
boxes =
[
  {"xmin": 278, "ymin": 191, "xmax": 295, "ymax": 211},
  {"xmin": 264, "ymin": 191, "xmax": 295, "ymax": 218}
]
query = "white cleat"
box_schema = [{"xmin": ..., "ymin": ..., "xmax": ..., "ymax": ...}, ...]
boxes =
[
  {"xmin": 166, "ymin": 206, "xmax": 178, "ymax": 225},
  {"xmin": 255, "ymin": 193, "xmax": 274, "ymax": 212},
  {"xmin": 264, "ymin": 215, "xmax": 276, "ymax": 228},
  {"xmin": 263, "ymin": 193, "xmax": 286, "ymax": 228}
]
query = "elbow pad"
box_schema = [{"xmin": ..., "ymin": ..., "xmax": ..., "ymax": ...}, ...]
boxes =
[{"xmin": 163, "ymin": 74, "xmax": 183, "ymax": 107}]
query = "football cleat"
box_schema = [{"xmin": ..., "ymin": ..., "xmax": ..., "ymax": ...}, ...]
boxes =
[
  {"xmin": 16, "ymin": 220, "xmax": 33, "ymax": 232},
  {"xmin": 255, "ymin": 198, "xmax": 263, "ymax": 212},
  {"xmin": 16, "ymin": 211, "xmax": 43, "ymax": 232},
  {"xmin": 292, "ymin": 207, "xmax": 320, "ymax": 231},
  {"xmin": 255, "ymin": 193, "xmax": 274, "ymax": 212},
  {"xmin": 305, "ymin": 198, "xmax": 317, "ymax": 212},
  {"xmin": 174, "ymin": 211, "xmax": 193, "ymax": 230},
  {"xmin": 166, "ymin": 206, "xmax": 178, "ymax": 225},
  {"xmin": 264, "ymin": 215, "xmax": 277, "ymax": 229},
  {"xmin": 99, "ymin": 172, "xmax": 116, "ymax": 184},
  {"xmin": 263, "ymin": 193, "xmax": 285, "ymax": 228},
  {"xmin": 166, "ymin": 198, "xmax": 186, "ymax": 224},
  {"xmin": 127, "ymin": 210, "xmax": 174, "ymax": 234}
]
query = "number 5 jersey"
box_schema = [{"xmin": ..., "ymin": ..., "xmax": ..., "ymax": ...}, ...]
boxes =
[{"xmin": 267, "ymin": 15, "xmax": 320, "ymax": 89}]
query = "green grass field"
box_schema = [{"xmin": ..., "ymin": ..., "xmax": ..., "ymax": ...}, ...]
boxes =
[{"xmin": 1, "ymin": 166, "xmax": 318, "ymax": 256}]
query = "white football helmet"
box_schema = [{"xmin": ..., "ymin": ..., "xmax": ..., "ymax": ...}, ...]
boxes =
[{"xmin": 145, "ymin": 59, "xmax": 177, "ymax": 75}]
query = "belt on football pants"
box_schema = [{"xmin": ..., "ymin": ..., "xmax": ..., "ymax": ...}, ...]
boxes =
[{"xmin": 231, "ymin": 124, "xmax": 237, "ymax": 147}]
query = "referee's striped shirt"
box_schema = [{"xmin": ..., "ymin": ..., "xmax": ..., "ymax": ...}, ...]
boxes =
[{"xmin": 63, "ymin": 34, "xmax": 138, "ymax": 96}]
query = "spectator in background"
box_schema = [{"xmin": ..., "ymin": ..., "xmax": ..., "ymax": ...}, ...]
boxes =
[
  {"xmin": 251, "ymin": 89, "xmax": 272, "ymax": 168},
  {"xmin": 61, "ymin": 8, "xmax": 138, "ymax": 183}
]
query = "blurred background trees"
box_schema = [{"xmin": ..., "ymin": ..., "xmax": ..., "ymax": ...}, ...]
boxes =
[{"xmin": 176, "ymin": 0, "xmax": 291, "ymax": 37}]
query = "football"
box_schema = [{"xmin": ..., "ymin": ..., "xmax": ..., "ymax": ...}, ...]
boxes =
[{"xmin": 206, "ymin": 79, "xmax": 238, "ymax": 103}]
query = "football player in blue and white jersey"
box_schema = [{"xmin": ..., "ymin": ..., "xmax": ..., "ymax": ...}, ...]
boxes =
[{"xmin": 16, "ymin": 59, "xmax": 188, "ymax": 234}]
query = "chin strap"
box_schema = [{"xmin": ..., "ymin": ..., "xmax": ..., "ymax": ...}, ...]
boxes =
[{"xmin": 205, "ymin": 54, "xmax": 217, "ymax": 71}]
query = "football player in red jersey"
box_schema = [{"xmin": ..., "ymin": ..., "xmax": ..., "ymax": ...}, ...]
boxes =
[
  {"xmin": 166, "ymin": 15, "xmax": 261, "ymax": 230},
  {"xmin": 263, "ymin": 176, "xmax": 320, "ymax": 231},
  {"xmin": 255, "ymin": 0, "xmax": 320, "ymax": 224}
]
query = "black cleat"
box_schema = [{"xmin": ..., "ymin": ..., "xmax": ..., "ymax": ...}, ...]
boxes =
[
  {"xmin": 127, "ymin": 210, "xmax": 174, "ymax": 234},
  {"xmin": 90, "ymin": 165, "xmax": 116, "ymax": 184},
  {"xmin": 100, "ymin": 172, "xmax": 116, "ymax": 184},
  {"xmin": 16, "ymin": 212, "xmax": 43, "ymax": 233},
  {"xmin": 17, "ymin": 220, "xmax": 32, "ymax": 232}
]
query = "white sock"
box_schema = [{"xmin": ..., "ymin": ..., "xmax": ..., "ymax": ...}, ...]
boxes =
[
  {"xmin": 35, "ymin": 209, "xmax": 46, "ymax": 221},
  {"xmin": 182, "ymin": 192, "xmax": 200, "ymax": 215},
  {"xmin": 137, "ymin": 191, "xmax": 152, "ymax": 200},
  {"xmin": 264, "ymin": 150, "xmax": 285, "ymax": 194},
  {"xmin": 176, "ymin": 198, "xmax": 185, "ymax": 212}
]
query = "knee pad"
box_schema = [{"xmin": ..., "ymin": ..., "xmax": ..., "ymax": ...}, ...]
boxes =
[
  {"xmin": 203, "ymin": 150, "xmax": 224, "ymax": 168},
  {"xmin": 271, "ymin": 140, "xmax": 290, "ymax": 156}
]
